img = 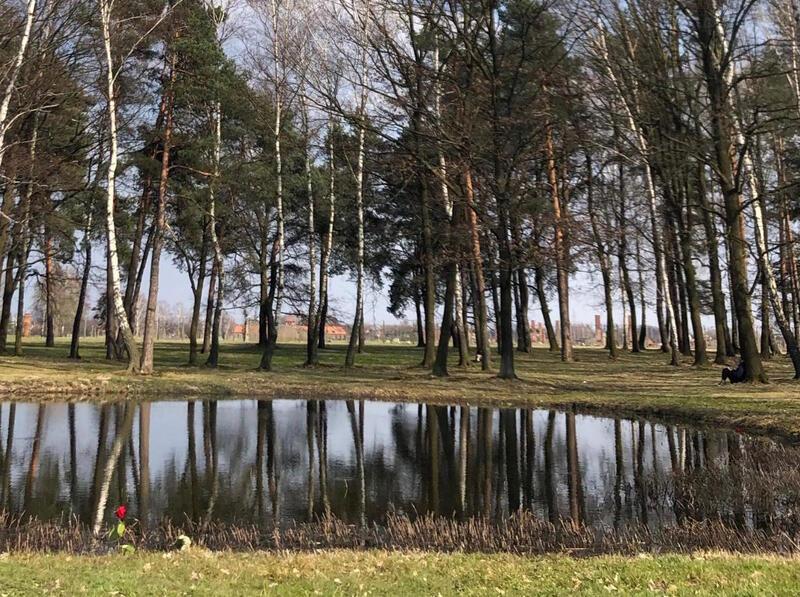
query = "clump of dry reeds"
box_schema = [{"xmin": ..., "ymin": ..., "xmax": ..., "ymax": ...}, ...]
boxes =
[{"xmin": 0, "ymin": 510, "xmax": 798, "ymax": 555}]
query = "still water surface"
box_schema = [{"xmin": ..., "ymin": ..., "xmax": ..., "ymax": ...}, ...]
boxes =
[{"xmin": 0, "ymin": 399, "xmax": 797, "ymax": 533}]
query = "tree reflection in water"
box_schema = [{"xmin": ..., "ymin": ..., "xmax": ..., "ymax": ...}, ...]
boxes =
[{"xmin": 0, "ymin": 399, "xmax": 797, "ymax": 540}]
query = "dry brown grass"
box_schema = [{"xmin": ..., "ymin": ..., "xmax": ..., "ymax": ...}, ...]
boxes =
[{"xmin": 0, "ymin": 511, "xmax": 797, "ymax": 556}]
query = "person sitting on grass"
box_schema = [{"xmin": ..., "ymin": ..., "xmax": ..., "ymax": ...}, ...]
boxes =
[{"xmin": 720, "ymin": 359, "xmax": 746, "ymax": 384}]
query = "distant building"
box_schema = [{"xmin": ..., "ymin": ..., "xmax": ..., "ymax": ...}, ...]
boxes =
[{"xmin": 232, "ymin": 316, "xmax": 348, "ymax": 343}]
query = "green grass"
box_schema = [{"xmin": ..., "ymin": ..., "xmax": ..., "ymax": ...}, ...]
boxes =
[
  {"xmin": 1, "ymin": 549, "xmax": 799, "ymax": 595},
  {"xmin": 2, "ymin": 337, "xmax": 800, "ymax": 439}
]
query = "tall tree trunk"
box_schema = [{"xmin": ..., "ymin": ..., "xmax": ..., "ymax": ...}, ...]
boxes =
[
  {"xmin": 345, "ymin": 107, "xmax": 367, "ymax": 368},
  {"xmin": 760, "ymin": 270, "xmax": 771, "ymax": 359},
  {"xmin": 140, "ymin": 51, "xmax": 176, "ymax": 374},
  {"xmin": 312, "ymin": 120, "xmax": 336, "ymax": 362},
  {"xmin": 493, "ymin": 209, "xmax": 516, "ymax": 379},
  {"xmin": 665, "ymin": 222, "xmax": 688, "ymax": 356},
  {"xmin": 128, "ymin": 226, "xmax": 154, "ymax": 337},
  {"xmin": 546, "ymin": 125, "xmax": 572, "ymax": 362},
  {"xmin": 318, "ymin": 293, "xmax": 328, "ymax": 349},
  {"xmin": 724, "ymin": 234, "xmax": 740, "ymax": 353},
  {"xmin": 188, "ymin": 219, "xmax": 209, "ymax": 365},
  {"xmin": 617, "ymin": 161, "xmax": 639, "ymax": 352},
  {"xmin": 302, "ymin": 97, "xmax": 317, "ymax": 367},
  {"xmin": 432, "ymin": 262, "xmax": 457, "ymax": 379},
  {"xmin": 259, "ymin": 235, "xmax": 280, "ymax": 371},
  {"xmin": 695, "ymin": 0, "xmax": 765, "ymax": 381},
  {"xmin": 464, "ymin": 166, "xmax": 490, "ymax": 369},
  {"xmin": 0, "ymin": 117, "xmax": 36, "ymax": 354},
  {"xmin": 123, "ymin": 92, "xmax": 167, "ymax": 328},
  {"xmin": 670, "ymin": 175, "xmax": 708, "ymax": 366},
  {"xmin": 750, "ymin": 159, "xmax": 800, "ymax": 377},
  {"xmin": 775, "ymin": 135, "xmax": 800, "ymax": 338},
  {"xmin": 0, "ymin": 253, "xmax": 16, "ymax": 354},
  {"xmin": 586, "ymin": 153, "xmax": 617, "ymax": 358},
  {"xmin": 105, "ymin": 244, "xmax": 115, "ymax": 360},
  {"xmin": 533, "ymin": 265, "xmax": 558, "ymax": 351},
  {"xmin": 515, "ymin": 267, "xmax": 531, "ymax": 353},
  {"xmin": 512, "ymin": 222, "xmax": 531, "ymax": 354},
  {"xmin": 260, "ymin": 0, "xmax": 285, "ymax": 372},
  {"xmin": 202, "ymin": 258, "xmax": 216, "ymax": 353},
  {"xmin": 100, "ymin": 0, "xmax": 140, "ymax": 371},
  {"xmin": 44, "ymin": 228, "xmax": 55, "ymax": 347},
  {"xmin": 419, "ymin": 177, "xmax": 436, "ymax": 369},
  {"xmin": 206, "ymin": 102, "xmax": 224, "ymax": 368},
  {"xmin": 636, "ymin": 237, "xmax": 647, "ymax": 349},
  {"xmin": 347, "ymin": 25, "xmax": 370, "ymax": 368},
  {"xmin": 696, "ymin": 163, "xmax": 731, "ymax": 362},
  {"xmin": 414, "ymin": 288, "xmax": 425, "ymax": 347},
  {"xmin": 775, "ymin": 135, "xmax": 799, "ymax": 338},
  {"xmin": 69, "ymin": 211, "xmax": 93, "ymax": 359},
  {"xmin": 13, "ymin": 231, "xmax": 32, "ymax": 356},
  {"xmin": 259, "ymin": 240, "xmax": 269, "ymax": 347},
  {"xmin": 432, "ymin": 42, "xmax": 469, "ymax": 367}
]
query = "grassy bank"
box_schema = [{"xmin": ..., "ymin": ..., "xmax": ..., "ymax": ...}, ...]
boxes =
[
  {"xmin": 2, "ymin": 338, "xmax": 800, "ymax": 439},
  {"xmin": 1, "ymin": 549, "xmax": 799, "ymax": 595}
]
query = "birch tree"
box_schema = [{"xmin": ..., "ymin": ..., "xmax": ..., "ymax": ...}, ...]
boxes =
[
  {"xmin": 98, "ymin": 0, "xmax": 140, "ymax": 371},
  {"xmin": 205, "ymin": 0, "xmax": 231, "ymax": 368},
  {"xmin": 0, "ymin": 0, "xmax": 37, "ymax": 178},
  {"xmin": 344, "ymin": 0, "xmax": 370, "ymax": 368},
  {"xmin": 256, "ymin": 0, "xmax": 288, "ymax": 371}
]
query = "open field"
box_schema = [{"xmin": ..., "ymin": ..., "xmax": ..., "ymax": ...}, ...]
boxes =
[
  {"xmin": 2, "ymin": 338, "xmax": 800, "ymax": 440},
  {"xmin": 1, "ymin": 549, "xmax": 799, "ymax": 595}
]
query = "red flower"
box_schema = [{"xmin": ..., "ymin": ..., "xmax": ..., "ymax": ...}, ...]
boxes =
[{"xmin": 115, "ymin": 505, "xmax": 127, "ymax": 520}]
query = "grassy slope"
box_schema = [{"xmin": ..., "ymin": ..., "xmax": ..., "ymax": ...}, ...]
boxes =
[
  {"xmin": 2, "ymin": 338, "xmax": 800, "ymax": 439},
  {"xmin": 1, "ymin": 550, "xmax": 799, "ymax": 595}
]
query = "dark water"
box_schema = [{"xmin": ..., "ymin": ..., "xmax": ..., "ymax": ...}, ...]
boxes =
[{"xmin": 1, "ymin": 399, "xmax": 798, "ymax": 534}]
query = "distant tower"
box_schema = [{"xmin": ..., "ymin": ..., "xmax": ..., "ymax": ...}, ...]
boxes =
[{"xmin": 595, "ymin": 314, "xmax": 603, "ymax": 345}]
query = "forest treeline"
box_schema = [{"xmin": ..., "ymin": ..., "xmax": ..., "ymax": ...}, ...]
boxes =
[{"xmin": 1, "ymin": 0, "xmax": 799, "ymax": 382}]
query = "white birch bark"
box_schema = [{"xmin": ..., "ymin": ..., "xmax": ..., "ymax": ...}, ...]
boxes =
[
  {"xmin": 206, "ymin": 100, "xmax": 224, "ymax": 362},
  {"xmin": 100, "ymin": 0, "xmax": 140, "ymax": 370},
  {"xmin": 317, "ymin": 116, "xmax": 337, "ymax": 335},
  {"xmin": 345, "ymin": 0, "xmax": 369, "ymax": 364},
  {"xmin": 270, "ymin": 0, "xmax": 285, "ymax": 329},
  {"xmin": 205, "ymin": 2, "xmax": 227, "ymax": 365},
  {"xmin": 0, "ymin": 0, "xmax": 37, "ymax": 177},
  {"xmin": 433, "ymin": 41, "xmax": 468, "ymax": 357},
  {"xmin": 303, "ymin": 94, "xmax": 316, "ymax": 347}
]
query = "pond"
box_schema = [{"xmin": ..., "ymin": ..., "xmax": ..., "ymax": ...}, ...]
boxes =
[{"xmin": 1, "ymin": 399, "xmax": 798, "ymax": 536}]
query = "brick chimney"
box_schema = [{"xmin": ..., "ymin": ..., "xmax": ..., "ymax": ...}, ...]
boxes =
[{"xmin": 595, "ymin": 314, "xmax": 603, "ymax": 344}]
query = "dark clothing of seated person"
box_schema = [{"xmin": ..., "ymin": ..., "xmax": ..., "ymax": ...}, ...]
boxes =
[{"xmin": 721, "ymin": 361, "xmax": 746, "ymax": 384}]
